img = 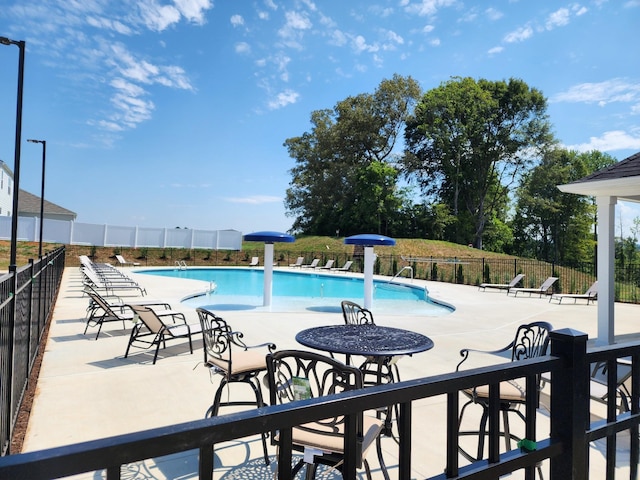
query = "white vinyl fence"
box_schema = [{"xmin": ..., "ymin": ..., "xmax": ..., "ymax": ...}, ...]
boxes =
[{"xmin": 0, "ymin": 216, "xmax": 242, "ymax": 250}]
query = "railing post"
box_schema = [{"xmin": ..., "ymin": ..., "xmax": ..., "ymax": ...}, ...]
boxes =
[{"xmin": 549, "ymin": 328, "xmax": 589, "ymax": 480}]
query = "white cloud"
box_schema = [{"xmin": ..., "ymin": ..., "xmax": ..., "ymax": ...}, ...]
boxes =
[
  {"xmin": 545, "ymin": 8, "xmax": 570, "ymax": 29},
  {"xmin": 488, "ymin": 46, "xmax": 504, "ymax": 55},
  {"xmin": 137, "ymin": 2, "xmax": 181, "ymax": 31},
  {"xmin": 235, "ymin": 42, "xmax": 251, "ymax": 54},
  {"xmin": 504, "ymin": 25, "xmax": 533, "ymax": 43},
  {"xmin": 277, "ymin": 10, "xmax": 312, "ymax": 48},
  {"xmin": 352, "ymin": 35, "xmax": 379, "ymax": 53},
  {"xmin": 403, "ymin": 0, "xmax": 457, "ymax": 17},
  {"xmin": 565, "ymin": 130, "xmax": 640, "ymax": 152},
  {"xmin": 225, "ymin": 195, "xmax": 282, "ymax": 204},
  {"xmin": 485, "ymin": 7, "xmax": 503, "ymax": 20},
  {"xmin": 230, "ymin": 14, "xmax": 244, "ymax": 27},
  {"xmin": 429, "ymin": 38, "xmax": 441, "ymax": 46},
  {"xmin": 267, "ymin": 89, "xmax": 300, "ymax": 109},
  {"xmin": 422, "ymin": 24, "xmax": 435, "ymax": 33},
  {"xmin": 328, "ymin": 29, "xmax": 348, "ymax": 46},
  {"xmin": 173, "ymin": 0, "xmax": 212, "ymax": 25},
  {"xmin": 552, "ymin": 79, "xmax": 640, "ymax": 106}
]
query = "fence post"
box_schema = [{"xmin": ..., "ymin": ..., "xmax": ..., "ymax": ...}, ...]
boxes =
[{"xmin": 549, "ymin": 328, "xmax": 589, "ymax": 480}]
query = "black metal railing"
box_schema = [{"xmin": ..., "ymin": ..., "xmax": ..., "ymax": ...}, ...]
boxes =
[
  {"xmin": 0, "ymin": 247, "xmax": 65, "ymax": 456},
  {"xmin": 0, "ymin": 328, "xmax": 637, "ymax": 479}
]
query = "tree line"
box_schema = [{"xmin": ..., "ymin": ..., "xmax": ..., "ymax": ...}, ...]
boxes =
[{"xmin": 284, "ymin": 74, "xmax": 626, "ymax": 264}]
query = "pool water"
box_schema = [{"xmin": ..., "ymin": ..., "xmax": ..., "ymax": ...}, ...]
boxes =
[{"xmin": 137, "ymin": 268, "xmax": 454, "ymax": 315}]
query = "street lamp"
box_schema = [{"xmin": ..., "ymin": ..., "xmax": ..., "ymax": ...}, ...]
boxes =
[
  {"xmin": 27, "ymin": 139, "xmax": 46, "ymax": 257},
  {"xmin": 1, "ymin": 35, "xmax": 26, "ymax": 272}
]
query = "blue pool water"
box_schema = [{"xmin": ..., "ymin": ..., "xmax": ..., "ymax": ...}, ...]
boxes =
[{"xmin": 137, "ymin": 268, "xmax": 454, "ymax": 315}]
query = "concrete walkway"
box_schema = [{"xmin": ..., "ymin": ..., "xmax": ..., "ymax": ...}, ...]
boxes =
[{"xmin": 20, "ymin": 267, "xmax": 640, "ymax": 479}]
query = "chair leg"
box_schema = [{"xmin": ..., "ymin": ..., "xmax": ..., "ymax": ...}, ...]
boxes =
[{"xmin": 248, "ymin": 377, "xmax": 271, "ymax": 466}]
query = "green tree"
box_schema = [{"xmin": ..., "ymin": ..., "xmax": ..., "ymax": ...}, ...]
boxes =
[
  {"xmin": 285, "ymin": 74, "xmax": 421, "ymax": 235},
  {"xmin": 403, "ymin": 77, "xmax": 553, "ymax": 249},
  {"xmin": 511, "ymin": 149, "xmax": 594, "ymax": 263}
]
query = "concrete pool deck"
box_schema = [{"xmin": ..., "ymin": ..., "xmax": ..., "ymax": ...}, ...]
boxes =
[{"xmin": 19, "ymin": 266, "xmax": 640, "ymax": 479}]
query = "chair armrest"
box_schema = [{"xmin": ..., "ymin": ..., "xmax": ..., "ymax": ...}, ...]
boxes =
[
  {"xmin": 456, "ymin": 341, "xmax": 515, "ymax": 371},
  {"xmin": 228, "ymin": 330, "xmax": 276, "ymax": 352}
]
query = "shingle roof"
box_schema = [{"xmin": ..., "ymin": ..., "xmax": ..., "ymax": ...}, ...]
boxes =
[
  {"xmin": 18, "ymin": 189, "xmax": 77, "ymax": 218},
  {"xmin": 557, "ymin": 151, "xmax": 640, "ymax": 203},
  {"xmin": 576, "ymin": 151, "xmax": 640, "ymax": 183}
]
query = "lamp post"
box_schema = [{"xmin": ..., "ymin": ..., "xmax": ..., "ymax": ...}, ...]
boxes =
[
  {"xmin": 27, "ymin": 139, "xmax": 46, "ymax": 257},
  {"xmin": 1, "ymin": 34, "xmax": 25, "ymax": 455},
  {"xmin": 1, "ymin": 35, "xmax": 26, "ymax": 271}
]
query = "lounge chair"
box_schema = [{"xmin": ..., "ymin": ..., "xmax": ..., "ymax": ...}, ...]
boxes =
[
  {"xmin": 265, "ymin": 349, "xmax": 387, "ymax": 480},
  {"xmin": 115, "ymin": 254, "xmax": 140, "ymax": 267},
  {"xmin": 301, "ymin": 258, "xmax": 320, "ymax": 269},
  {"xmin": 289, "ymin": 256, "xmax": 304, "ymax": 267},
  {"xmin": 84, "ymin": 289, "xmax": 174, "ymax": 339},
  {"xmin": 317, "ymin": 259, "xmax": 335, "ymax": 270},
  {"xmin": 125, "ymin": 304, "xmax": 202, "ymax": 364},
  {"xmin": 331, "ymin": 260, "xmax": 353, "ymax": 273},
  {"xmin": 507, "ymin": 276, "xmax": 558, "ymax": 298},
  {"xmin": 478, "ymin": 273, "xmax": 524, "ymax": 292},
  {"xmin": 82, "ymin": 268, "xmax": 146, "ymax": 296},
  {"xmin": 549, "ymin": 281, "xmax": 598, "ymax": 304},
  {"xmin": 248, "ymin": 256, "xmax": 259, "ymax": 266}
]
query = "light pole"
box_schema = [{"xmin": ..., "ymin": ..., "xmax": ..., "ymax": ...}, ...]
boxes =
[
  {"xmin": 1, "ymin": 35, "xmax": 26, "ymax": 271},
  {"xmin": 1, "ymin": 34, "xmax": 25, "ymax": 456},
  {"xmin": 27, "ymin": 139, "xmax": 46, "ymax": 257}
]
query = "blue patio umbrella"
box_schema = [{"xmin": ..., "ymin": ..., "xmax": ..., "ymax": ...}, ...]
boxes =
[
  {"xmin": 243, "ymin": 231, "xmax": 295, "ymax": 307},
  {"xmin": 344, "ymin": 234, "xmax": 396, "ymax": 309}
]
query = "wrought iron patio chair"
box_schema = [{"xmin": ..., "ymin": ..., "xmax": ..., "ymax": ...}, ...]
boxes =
[
  {"xmin": 197, "ymin": 307, "xmax": 275, "ymax": 465},
  {"xmin": 456, "ymin": 321, "xmax": 553, "ymax": 470},
  {"xmin": 265, "ymin": 349, "xmax": 388, "ymax": 480},
  {"xmin": 124, "ymin": 304, "xmax": 201, "ymax": 364}
]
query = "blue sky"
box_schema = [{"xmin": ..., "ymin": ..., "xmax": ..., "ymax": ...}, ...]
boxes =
[{"xmin": 1, "ymin": 0, "xmax": 639, "ymax": 236}]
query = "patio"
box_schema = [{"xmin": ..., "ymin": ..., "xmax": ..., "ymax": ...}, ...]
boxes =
[{"xmin": 19, "ymin": 266, "xmax": 640, "ymax": 479}]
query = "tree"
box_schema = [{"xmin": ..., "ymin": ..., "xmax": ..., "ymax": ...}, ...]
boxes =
[
  {"xmin": 511, "ymin": 149, "xmax": 594, "ymax": 263},
  {"xmin": 403, "ymin": 77, "xmax": 554, "ymax": 249},
  {"xmin": 285, "ymin": 74, "xmax": 421, "ymax": 235}
]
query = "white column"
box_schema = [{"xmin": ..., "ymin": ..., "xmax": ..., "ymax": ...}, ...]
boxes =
[
  {"xmin": 363, "ymin": 246, "xmax": 374, "ymax": 309},
  {"xmin": 263, "ymin": 243, "xmax": 274, "ymax": 307},
  {"xmin": 597, "ymin": 195, "xmax": 616, "ymax": 345}
]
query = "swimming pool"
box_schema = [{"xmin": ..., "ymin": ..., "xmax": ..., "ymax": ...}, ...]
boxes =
[{"xmin": 137, "ymin": 268, "xmax": 454, "ymax": 315}]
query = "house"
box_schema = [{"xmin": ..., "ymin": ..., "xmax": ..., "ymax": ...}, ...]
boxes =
[
  {"xmin": 0, "ymin": 160, "xmax": 13, "ymax": 217},
  {"xmin": 0, "ymin": 159, "xmax": 76, "ymax": 221},
  {"xmin": 18, "ymin": 189, "xmax": 77, "ymax": 222}
]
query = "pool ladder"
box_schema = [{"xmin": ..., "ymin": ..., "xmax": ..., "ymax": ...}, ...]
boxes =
[
  {"xmin": 389, "ymin": 266, "xmax": 413, "ymax": 282},
  {"xmin": 175, "ymin": 260, "xmax": 187, "ymax": 270}
]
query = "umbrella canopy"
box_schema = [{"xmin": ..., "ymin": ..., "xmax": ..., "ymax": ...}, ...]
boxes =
[
  {"xmin": 344, "ymin": 234, "xmax": 396, "ymax": 309},
  {"xmin": 243, "ymin": 231, "xmax": 295, "ymax": 243},
  {"xmin": 344, "ymin": 233, "xmax": 396, "ymax": 247},
  {"xmin": 243, "ymin": 231, "xmax": 295, "ymax": 307}
]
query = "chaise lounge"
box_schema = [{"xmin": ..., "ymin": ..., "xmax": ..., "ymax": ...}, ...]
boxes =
[
  {"xmin": 549, "ymin": 281, "xmax": 598, "ymax": 304},
  {"xmin": 507, "ymin": 276, "xmax": 558, "ymax": 298},
  {"xmin": 478, "ymin": 273, "xmax": 525, "ymax": 292}
]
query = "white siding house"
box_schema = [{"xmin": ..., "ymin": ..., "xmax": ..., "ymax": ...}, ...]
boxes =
[{"xmin": 0, "ymin": 161, "xmax": 14, "ymax": 217}]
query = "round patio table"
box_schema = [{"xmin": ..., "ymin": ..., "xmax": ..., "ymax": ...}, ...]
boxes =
[{"xmin": 295, "ymin": 324, "xmax": 434, "ymax": 358}]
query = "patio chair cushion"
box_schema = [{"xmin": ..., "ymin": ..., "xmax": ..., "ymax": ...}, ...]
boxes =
[
  {"xmin": 465, "ymin": 379, "xmax": 526, "ymax": 403},
  {"xmin": 279, "ymin": 415, "xmax": 384, "ymax": 454},
  {"xmin": 207, "ymin": 349, "xmax": 268, "ymax": 375}
]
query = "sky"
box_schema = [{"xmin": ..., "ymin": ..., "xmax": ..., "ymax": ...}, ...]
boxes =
[{"xmin": 0, "ymin": 0, "xmax": 639, "ymax": 237}]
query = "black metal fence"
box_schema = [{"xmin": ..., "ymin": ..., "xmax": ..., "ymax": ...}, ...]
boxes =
[
  {"xmin": 0, "ymin": 247, "xmax": 65, "ymax": 456},
  {"xmin": 0, "ymin": 329, "xmax": 637, "ymax": 479},
  {"xmin": 215, "ymin": 249, "xmax": 640, "ymax": 302}
]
